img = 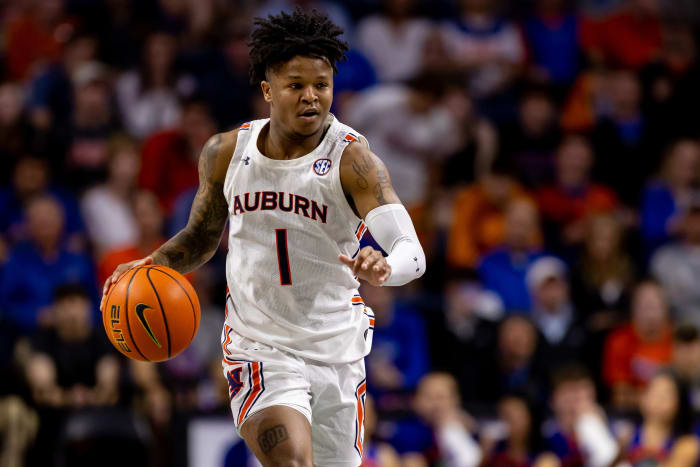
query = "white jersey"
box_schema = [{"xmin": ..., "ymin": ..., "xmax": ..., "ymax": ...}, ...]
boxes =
[{"xmin": 222, "ymin": 116, "xmax": 374, "ymax": 364}]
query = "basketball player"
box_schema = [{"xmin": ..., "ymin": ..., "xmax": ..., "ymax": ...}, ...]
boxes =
[{"xmin": 101, "ymin": 9, "xmax": 425, "ymax": 466}]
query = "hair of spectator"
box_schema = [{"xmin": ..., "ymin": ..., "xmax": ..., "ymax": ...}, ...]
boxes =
[
  {"xmin": 674, "ymin": 324, "xmax": 700, "ymax": 343},
  {"xmin": 248, "ymin": 8, "xmax": 349, "ymax": 85},
  {"xmin": 550, "ymin": 363, "xmax": 593, "ymax": 390},
  {"xmin": 651, "ymin": 370, "xmax": 694, "ymax": 436},
  {"xmin": 53, "ymin": 283, "xmax": 90, "ymax": 303}
]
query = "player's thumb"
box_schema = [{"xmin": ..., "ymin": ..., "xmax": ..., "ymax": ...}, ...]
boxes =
[{"xmin": 141, "ymin": 256, "xmax": 154, "ymax": 265}]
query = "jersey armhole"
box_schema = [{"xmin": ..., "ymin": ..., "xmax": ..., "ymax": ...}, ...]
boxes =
[
  {"xmin": 332, "ymin": 140, "xmax": 364, "ymax": 224},
  {"xmin": 223, "ymin": 122, "xmax": 256, "ymax": 200}
]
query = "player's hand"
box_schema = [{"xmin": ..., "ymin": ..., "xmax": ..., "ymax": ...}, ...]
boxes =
[
  {"xmin": 338, "ymin": 247, "xmax": 391, "ymax": 286},
  {"xmin": 100, "ymin": 256, "xmax": 153, "ymax": 311}
]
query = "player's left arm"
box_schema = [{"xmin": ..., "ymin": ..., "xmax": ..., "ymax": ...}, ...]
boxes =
[{"xmin": 339, "ymin": 138, "xmax": 426, "ymax": 286}]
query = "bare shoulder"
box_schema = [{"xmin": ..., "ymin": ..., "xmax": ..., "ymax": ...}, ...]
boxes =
[
  {"xmin": 339, "ymin": 135, "xmax": 400, "ymax": 216},
  {"xmin": 339, "ymin": 135, "xmax": 388, "ymax": 191},
  {"xmin": 201, "ymin": 129, "xmax": 239, "ymax": 184}
]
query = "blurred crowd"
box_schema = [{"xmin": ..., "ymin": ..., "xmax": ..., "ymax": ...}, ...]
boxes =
[{"xmin": 3, "ymin": 0, "xmax": 700, "ymax": 466}]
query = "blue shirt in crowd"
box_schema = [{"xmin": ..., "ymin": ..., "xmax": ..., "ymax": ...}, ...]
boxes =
[
  {"xmin": 477, "ymin": 248, "xmax": 544, "ymax": 312},
  {"xmin": 0, "ymin": 242, "xmax": 97, "ymax": 334}
]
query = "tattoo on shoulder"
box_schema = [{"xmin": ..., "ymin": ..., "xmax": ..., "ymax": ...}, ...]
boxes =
[
  {"xmin": 373, "ymin": 168, "xmax": 391, "ymax": 205},
  {"xmin": 258, "ymin": 424, "xmax": 289, "ymax": 454},
  {"xmin": 351, "ymin": 152, "xmax": 375, "ymax": 190}
]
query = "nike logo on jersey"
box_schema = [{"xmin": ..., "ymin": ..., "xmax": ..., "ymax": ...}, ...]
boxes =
[
  {"xmin": 231, "ymin": 191, "xmax": 328, "ymax": 224},
  {"xmin": 242, "ymin": 156, "xmax": 250, "ymax": 165},
  {"xmin": 135, "ymin": 303, "xmax": 161, "ymax": 348}
]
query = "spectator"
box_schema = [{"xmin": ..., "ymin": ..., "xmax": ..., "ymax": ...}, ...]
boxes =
[
  {"xmin": 116, "ymin": 31, "xmax": 191, "ymax": 139},
  {"xmin": 0, "ymin": 397, "xmax": 39, "ymax": 467},
  {"xmin": 603, "ymin": 280, "xmax": 673, "ymax": 410},
  {"xmin": 523, "ymin": 0, "xmax": 582, "ymax": 89},
  {"xmin": 526, "ymin": 256, "xmax": 588, "ymax": 368},
  {"xmin": 498, "ymin": 86, "xmax": 560, "ymax": 188},
  {"xmin": 428, "ymin": 271, "xmax": 503, "ymax": 379},
  {"xmin": 461, "ymin": 315, "xmax": 546, "ymax": 405},
  {"xmin": 620, "ymin": 372, "xmax": 698, "ymax": 465},
  {"xmin": 139, "ymin": 97, "xmax": 216, "ymax": 213},
  {"xmin": 0, "ymin": 155, "xmax": 85, "ymax": 251},
  {"xmin": 24, "ymin": 284, "xmax": 118, "ymax": 408},
  {"xmin": 0, "ymin": 83, "xmax": 35, "ymax": 183},
  {"xmin": 477, "ymin": 199, "xmax": 544, "ymax": 311},
  {"xmin": 573, "ymin": 213, "xmax": 635, "ymax": 322},
  {"xmin": 355, "ymin": 0, "xmax": 432, "ymax": 83},
  {"xmin": 439, "ymin": 0, "xmax": 525, "ymax": 100},
  {"xmin": 0, "ymin": 195, "xmax": 96, "ymax": 334},
  {"xmin": 98, "ymin": 190, "xmax": 165, "ymax": 286},
  {"xmin": 81, "ymin": 135, "xmax": 141, "ymax": 256},
  {"xmin": 592, "ymin": 68, "xmax": 659, "ymax": 206},
  {"xmin": 345, "ymin": 71, "xmax": 460, "ymax": 207},
  {"xmin": 393, "ymin": 372, "xmax": 482, "ymax": 467},
  {"xmin": 440, "ymin": 84, "xmax": 499, "ymax": 187},
  {"xmin": 641, "ymin": 138, "xmax": 700, "ymax": 255},
  {"xmin": 651, "ymin": 202, "xmax": 700, "ymax": 328},
  {"xmin": 543, "ymin": 364, "xmax": 619, "ymax": 466},
  {"xmin": 448, "ymin": 164, "xmax": 533, "ymax": 269},
  {"xmin": 361, "ymin": 284, "xmax": 429, "ymax": 397},
  {"xmin": 3, "ymin": 0, "xmax": 72, "ymax": 81},
  {"xmin": 66, "ymin": 61, "xmax": 121, "ymax": 190},
  {"xmin": 536, "ymin": 135, "xmax": 619, "ymax": 251},
  {"xmin": 669, "ymin": 324, "xmax": 700, "ymax": 412},
  {"xmin": 24, "ymin": 31, "xmax": 98, "ymax": 146},
  {"xmin": 480, "ymin": 393, "xmax": 548, "ymax": 466},
  {"xmin": 580, "ymin": 0, "xmax": 662, "ymax": 69},
  {"xmin": 191, "ymin": 20, "xmax": 254, "ymax": 131}
]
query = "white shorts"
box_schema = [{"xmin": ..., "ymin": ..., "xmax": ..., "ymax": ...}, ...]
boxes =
[{"xmin": 221, "ymin": 329, "xmax": 367, "ymax": 467}]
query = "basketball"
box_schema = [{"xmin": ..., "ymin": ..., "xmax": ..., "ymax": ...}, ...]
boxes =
[{"xmin": 102, "ymin": 265, "xmax": 201, "ymax": 362}]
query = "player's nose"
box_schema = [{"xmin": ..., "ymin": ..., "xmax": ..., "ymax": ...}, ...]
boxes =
[{"xmin": 301, "ymin": 85, "xmax": 318, "ymax": 103}]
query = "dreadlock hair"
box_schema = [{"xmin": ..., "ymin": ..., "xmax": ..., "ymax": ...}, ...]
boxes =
[{"xmin": 249, "ymin": 8, "xmax": 349, "ymax": 86}]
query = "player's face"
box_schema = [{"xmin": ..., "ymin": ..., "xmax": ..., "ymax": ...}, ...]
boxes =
[{"xmin": 262, "ymin": 56, "xmax": 333, "ymax": 137}]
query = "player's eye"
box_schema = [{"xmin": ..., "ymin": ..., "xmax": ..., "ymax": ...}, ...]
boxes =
[
  {"xmin": 290, "ymin": 83, "xmax": 301, "ymax": 89},
  {"xmin": 316, "ymin": 82, "xmax": 328, "ymax": 89}
]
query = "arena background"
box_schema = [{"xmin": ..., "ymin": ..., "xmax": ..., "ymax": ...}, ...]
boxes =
[{"xmin": 2, "ymin": 0, "xmax": 700, "ymax": 466}]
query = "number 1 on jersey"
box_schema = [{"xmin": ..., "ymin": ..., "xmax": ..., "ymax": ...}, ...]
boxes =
[{"xmin": 275, "ymin": 229, "xmax": 292, "ymax": 285}]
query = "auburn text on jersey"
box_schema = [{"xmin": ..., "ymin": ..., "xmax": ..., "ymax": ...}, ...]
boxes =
[{"xmin": 231, "ymin": 191, "xmax": 328, "ymax": 224}]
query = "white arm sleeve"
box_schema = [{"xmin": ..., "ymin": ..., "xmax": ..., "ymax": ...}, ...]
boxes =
[{"xmin": 364, "ymin": 204, "xmax": 426, "ymax": 286}]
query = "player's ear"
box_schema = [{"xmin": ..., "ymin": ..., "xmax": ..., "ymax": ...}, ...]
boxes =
[{"xmin": 261, "ymin": 81, "xmax": 272, "ymax": 103}]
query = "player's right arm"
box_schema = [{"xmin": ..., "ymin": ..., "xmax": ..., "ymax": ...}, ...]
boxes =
[{"xmin": 101, "ymin": 130, "xmax": 237, "ymax": 305}]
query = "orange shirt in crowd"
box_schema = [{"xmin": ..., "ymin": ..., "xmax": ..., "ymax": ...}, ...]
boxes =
[
  {"xmin": 580, "ymin": 10, "xmax": 661, "ymax": 70},
  {"xmin": 603, "ymin": 323, "xmax": 672, "ymax": 388},
  {"xmin": 98, "ymin": 240, "xmax": 197, "ymax": 286},
  {"xmin": 536, "ymin": 184, "xmax": 618, "ymax": 228},
  {"xmin": 5, "ymin": 14, "xmax": 67, "ymax": 80},
  {"xmin": 447, "ymin": 184, "xmax": 534, "ymax": 269}
]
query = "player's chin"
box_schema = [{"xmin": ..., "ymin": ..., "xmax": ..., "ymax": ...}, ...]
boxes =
[{"xmin": 292, "ymin": 115, "xmax": 324, "ymax": 136}]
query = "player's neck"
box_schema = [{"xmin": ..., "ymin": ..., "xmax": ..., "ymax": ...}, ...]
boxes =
[{"xmin": 262, "ymin": 116, "xmax": 331, "ymax": 160}]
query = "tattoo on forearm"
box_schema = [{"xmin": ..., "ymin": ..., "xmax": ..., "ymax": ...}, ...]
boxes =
[
  {"xmin": 373, "ymin": 168, "xmax": 391, "ymax": 205},
  {"xmin": 152, "ymin": 134, "xmax": 228, "ymax": 273},
  {"xmin": 351, "ymin": 153, "xmax": 374, "ymax": 189},
  {"xmin": 258, "ymin": 424, "xmax": 289, "ymax": 454}
]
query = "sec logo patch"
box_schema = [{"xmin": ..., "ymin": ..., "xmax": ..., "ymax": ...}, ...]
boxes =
[{"xmin": 313, "ymin": 158, "xmax": 332, "ymax": 176}]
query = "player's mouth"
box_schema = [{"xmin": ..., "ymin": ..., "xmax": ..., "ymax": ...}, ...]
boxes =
[{"xmin": 298, "ymin": 109, "xmax": 320, "ymax": 122}]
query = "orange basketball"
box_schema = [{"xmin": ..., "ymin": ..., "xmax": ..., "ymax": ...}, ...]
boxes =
[{"xmin": 102, "ymin": 265, "xmax": 201, "ymax": 362}]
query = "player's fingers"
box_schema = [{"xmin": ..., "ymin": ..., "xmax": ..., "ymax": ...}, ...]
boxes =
[
  {"xmin": 353, "ymin": 247, "xmax": 373, "ymax": 275},
  {"xmin": 338, "ymin": 254, "xmax": 354, "ymax": 267},
  {"xmin": 378, "ymin": 265, "xmax": 392, "ymax": 283},
  {"xmin": 362, "ymin": 251, "xmax": 382, "ymax": 271}
]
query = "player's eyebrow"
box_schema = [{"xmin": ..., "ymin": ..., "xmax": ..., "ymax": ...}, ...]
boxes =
[{"xmin": 286, "ymin": 74, "xmax": 330, "ymax": 80}]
